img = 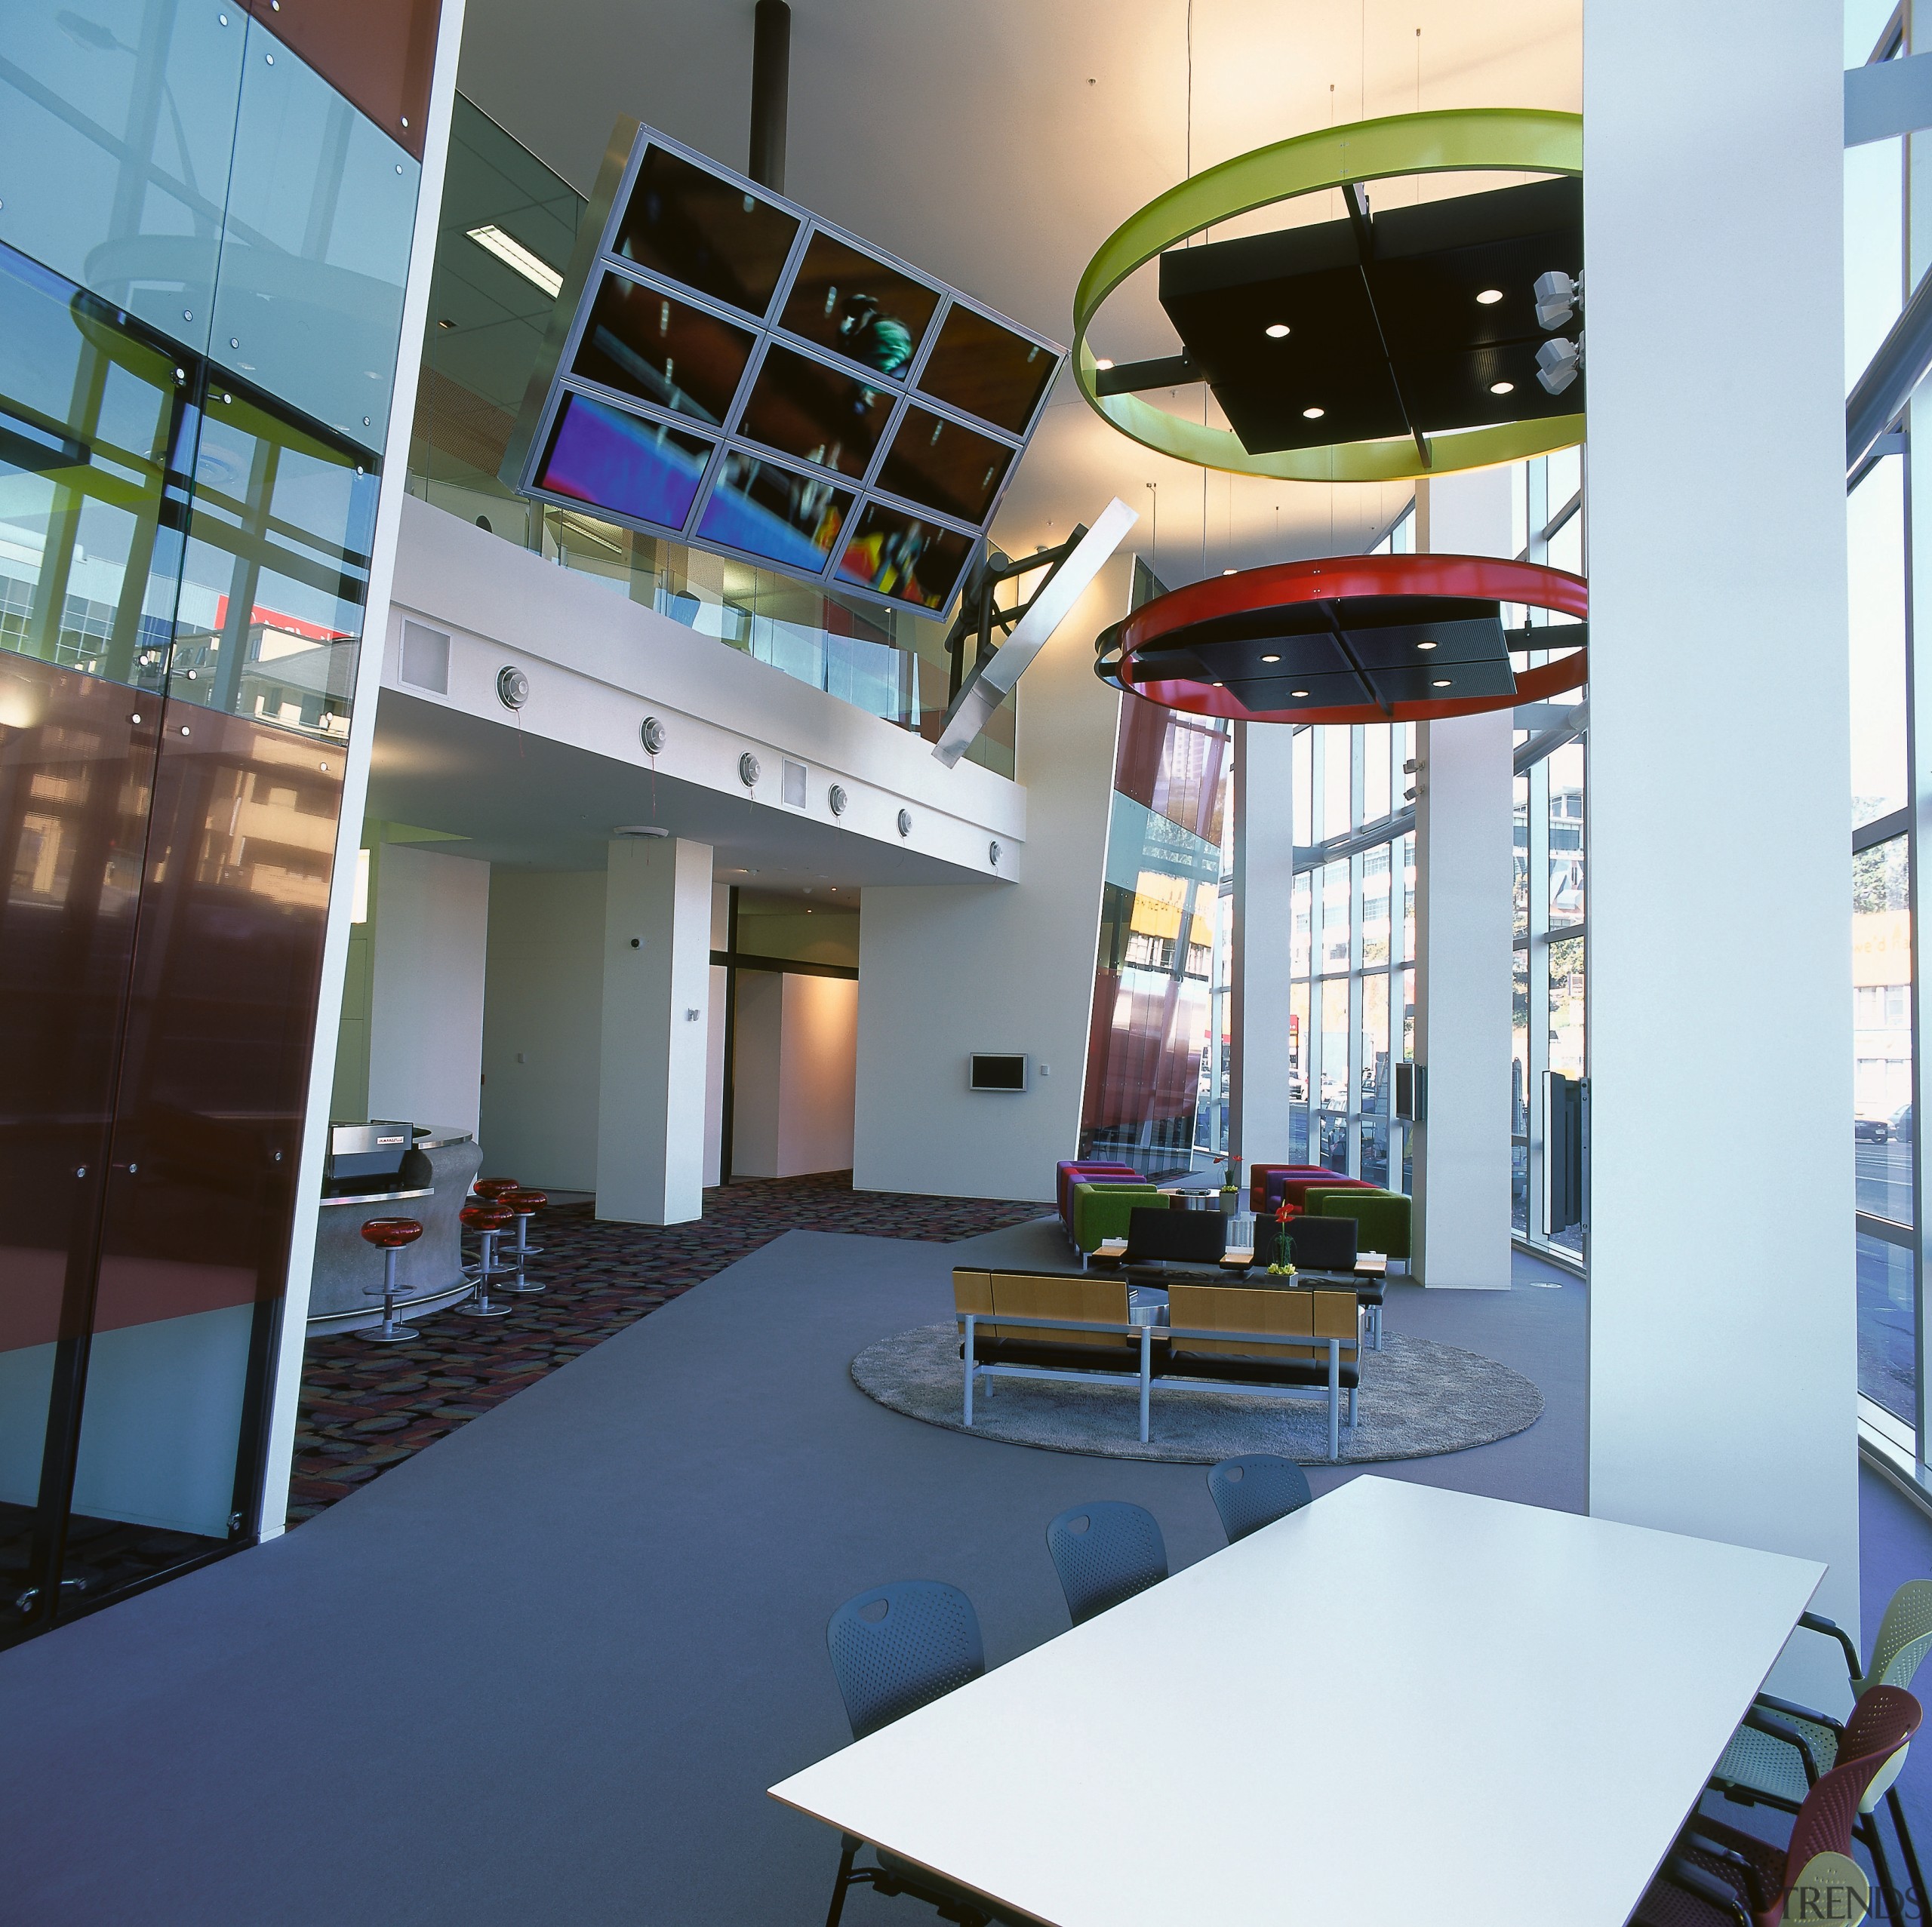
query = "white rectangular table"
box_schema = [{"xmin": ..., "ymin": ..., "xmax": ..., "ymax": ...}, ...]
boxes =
[{"xmin": 770, "ymin": 1477, "xmax": 1824, "ymax": 1927}]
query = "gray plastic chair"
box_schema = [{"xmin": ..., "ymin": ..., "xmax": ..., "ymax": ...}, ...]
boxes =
[
  {"xmin": 1207, "ymin": 1454, "xmax": 1312, "ymax": 1544},
  {"xmin": 823, "ymin": 1581, "xmax": 1015, "ymax": 1927},
  {"xmin": 1708, "ymin": 1579, "xmax": 1932, "ymax": 1923},
  {"xmin": 1045, "ymin": 1500, "xmax": 1168, "ymax": 1627}
]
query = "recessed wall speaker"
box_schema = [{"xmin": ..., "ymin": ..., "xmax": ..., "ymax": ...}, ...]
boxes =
[
  {"xmin": 740, "ymin": 751, "xmax": 761, "ymax": 788},
  {"xmin": 497, "ymin": 665, "xmax": 528, "ymax": 709},
  {"xmin": 828, "ymin": 783, "xmax": 848, "ymax": 816},
  {"xmin": 640, "ymin": 715, "xmax": 666, "ymax": 755},
  {"xmin": 897, "ymin": 808, "xmax": 912, "ymax": 837}
]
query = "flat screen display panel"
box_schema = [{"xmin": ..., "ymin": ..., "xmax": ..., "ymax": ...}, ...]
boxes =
[
  {"xmin": 696, "ymin": 450, "xmax": 851, "ymax": 573},
  {"xmin": 969, "ymin": 1053, "xmax": 1028, "ymax": 1092},
  {"xmin": 537, "ymin": 392, "xmax": 714, "ymax": 528},
  {"xmin": 835, "ymin": 501, "xmax": 974, "ymax": 613},
  {"xmin": 611, "ymin": 145, "xmax": 799, "ymax": 318},
  {"xmin": 877, "ymin": 405, "xmax": 1014, "ymax": 524},
  {"xmin": 917, "ymin": 303, "xmax": 1058, "ymax": 435},
  {"xmin": 572, "ymin": 275, "xmax": 755, "ymax": 426},
  {"xmin": 777, "ymin": 232, "xmax": 940, "ymax": 376},
  {"xmin": 737, "ymin": 342, "xmax": 893, "ymax": 477},
  {"xmin": 505, "ymin": 121, "xmax": 1064, "ymax": 616}
]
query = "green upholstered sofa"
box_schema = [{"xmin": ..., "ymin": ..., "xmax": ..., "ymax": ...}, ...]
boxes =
[
  {"xmin": 1069, "ymin": 1181, "xmax": 1162, "ymax": 1255},
  {"xmin": 1306, "ymin": 1185, "xmax": 1412, "ymax": 1262}
]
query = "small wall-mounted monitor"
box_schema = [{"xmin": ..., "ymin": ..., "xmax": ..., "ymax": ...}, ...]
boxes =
[
  {"xmin": 969, "ymin": 1053, "xmax": 1029, "ymax": 1093},
  {"xmin": 1394, "ymin": 1062, "xmax": 1426, "ymax": 1123}
]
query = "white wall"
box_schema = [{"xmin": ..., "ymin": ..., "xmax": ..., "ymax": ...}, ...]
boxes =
[
  {"xmin": 597, "ymin": 836, "xmax": 713, "ymax": 1223},
  {"xmin": 389, "ymin": 496, "xmax": 1022, "ymax": 881},
  {"xmin": 854, "ymin": 555, "xmax": 1128, "ymax": 1202},
  {"xmin": 365, "ymin": 841, "xmax": 491, "ymax": 1135},
  {"xmin": 780, "ymin": 975, "xmax": 859, "ymax": 1174},
  {"xmin": 1586, "ymin": 0, "xmax": 1857, "ymax": 1687},
  {"xmin": 732, "ymin": 971, "xmax": 784, "ymax": 1178},
  {"xmin": 480, "ymin": 868, "xmax": 606, "ymax": 1190},
  {"xmin": 731, "ymin": 971, "xmax": 860, "ymax": 1178}
]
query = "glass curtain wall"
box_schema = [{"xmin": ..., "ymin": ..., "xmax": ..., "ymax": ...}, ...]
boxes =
[
  {"xmin": 1283, "ymin": 461, "xmax": 1588, "ymax": 1261},
  {"xmin": 1081, "ymin": 562, "xmax": 1233, "ymax": 1173},
  {"xmin": 408, "ymin": 99, "xmax": 1014, "ymax": 774},
  {"xmin": 0, "ymin": 0, "xmax": 420, "ymax": 1646},
  {"xmin": 1846, "ymin": 0, "xmax": 1919, "ymax": 1461},
  {"xmin": 1509, "ymin": 448, "xmax": 1587, "ymax": 1261}
]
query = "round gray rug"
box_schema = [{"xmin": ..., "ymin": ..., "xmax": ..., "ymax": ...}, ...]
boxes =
[{"xmin": 851, "ymin": 1323, "xmax": 1543, "ymax": 1465}]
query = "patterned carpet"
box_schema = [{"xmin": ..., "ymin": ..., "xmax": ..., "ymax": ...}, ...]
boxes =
[{"xmin": 288, "ymin": 1173, "xmax": 1041, "ymax": 1526}]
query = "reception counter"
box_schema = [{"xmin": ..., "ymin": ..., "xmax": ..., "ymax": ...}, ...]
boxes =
[{"xmin": 307, "ymin": 1126, "xmax": 484, "ymax": 1332}]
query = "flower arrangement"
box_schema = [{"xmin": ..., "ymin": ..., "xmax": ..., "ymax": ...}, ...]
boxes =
[{"xmin": 1266, "ymin": 1196, "xmax": 1298, "ymax": 1278}]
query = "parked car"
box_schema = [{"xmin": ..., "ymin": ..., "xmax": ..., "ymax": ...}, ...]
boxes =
[
  {"xmin": 1856, "ymin": 1114, "xmax": 1891, "ymax": 1144},
  {"xmin": 1894, "ymin": 1101, "xmax": 1914, "ymax": 1145}
]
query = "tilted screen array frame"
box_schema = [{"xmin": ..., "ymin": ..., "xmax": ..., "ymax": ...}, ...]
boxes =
[{"xmin": 502, "ymin": 117, "xmax": 1065, "ymax": 618}]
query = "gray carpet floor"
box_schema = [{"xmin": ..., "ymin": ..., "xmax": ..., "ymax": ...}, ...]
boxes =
[{"xmin": 0, "ymin": 1231, "xmax": 1586, "ymax": 1925}]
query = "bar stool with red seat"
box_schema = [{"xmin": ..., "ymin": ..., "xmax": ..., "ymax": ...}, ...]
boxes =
[
  {"xmin": 497, "ymin": 1189, "xmax": 548, "ymax": 1293},
  {"xmin": 462, "ymin": 1177, "xmax": 519, "ymax": 1280},
  {"xmin": 358, "ymin": 1217, "xmax": 424, "ymax": 1344},
  {"xmin": 456, "ymin": 1202, "xmax": 512, "ymax": 1317}
]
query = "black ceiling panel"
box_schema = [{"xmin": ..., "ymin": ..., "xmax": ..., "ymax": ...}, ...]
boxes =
[{"xmin": 1152, "ymin": 176, "xmax": 1583, "ymax": 456}]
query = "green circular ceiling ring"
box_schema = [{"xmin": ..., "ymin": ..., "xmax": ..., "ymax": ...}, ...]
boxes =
[{"xmin": 1073, "ymin": 107, "xmax": 1585, "ymax": 484}]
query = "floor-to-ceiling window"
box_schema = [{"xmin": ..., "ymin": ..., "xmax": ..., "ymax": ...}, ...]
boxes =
[{"xmin": 1844, "ymin": 0, "xmax": 1920, "ymax": 1468}]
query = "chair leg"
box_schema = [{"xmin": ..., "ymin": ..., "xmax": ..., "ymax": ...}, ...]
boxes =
[
  {"xmin": 1861, "ymin": 1810, "xmax": 1906, "ymax": 1927},
  {"xmin": 825, "ymin": 1836, "xmax": 860, "ymax": 1927},
  {"xmin": 1887, "ymin": 1783, "xmax": 1928, "ymax": 1920}
]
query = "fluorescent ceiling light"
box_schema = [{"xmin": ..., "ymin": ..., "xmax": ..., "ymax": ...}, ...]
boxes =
[{"xmin": 468, "ymin": 225, "xmax": 562, "ymax": 297}]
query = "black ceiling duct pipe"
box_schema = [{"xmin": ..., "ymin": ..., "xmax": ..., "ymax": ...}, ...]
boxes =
[{"xmin": 749, "ymin": 0, "xmax": 790, "ymax": 192}]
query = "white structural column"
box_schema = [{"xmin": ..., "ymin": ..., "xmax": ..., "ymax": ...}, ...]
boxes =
[
  {"xmin": 597, "ymin": 835, "xmax": 714, "ymax": 1224},
  {"xmin": 1229, "ymin": 721, "xmax": 1297, "ymax": 1175},
  {"xmin": 1586, "ymin": 0, "xmax": 1857, "ymax": 1658},
  {"xmin": 1411, "ymin": 470, "xmax": 1515, "ymax": 1289}
]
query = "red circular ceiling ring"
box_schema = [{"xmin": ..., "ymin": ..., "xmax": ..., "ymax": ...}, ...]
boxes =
[{"xmin": 1097, "ymin": 551, "xmax": 1587, "ymax": 725}]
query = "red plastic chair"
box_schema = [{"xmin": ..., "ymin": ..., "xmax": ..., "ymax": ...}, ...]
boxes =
[{"xmin": 1635, "ymin": 1685, "xmax": 1921, "ymax": 1925}]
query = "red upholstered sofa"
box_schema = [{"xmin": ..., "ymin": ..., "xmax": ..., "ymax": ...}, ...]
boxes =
[{"xmin": 1249, "ymin": 1163, "xmax": 1376, "ymax": 1213}]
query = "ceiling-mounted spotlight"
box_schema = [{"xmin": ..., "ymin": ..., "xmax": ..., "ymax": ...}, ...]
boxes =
[
  {"xmin": 1535, "ymin": 336, "xmax": 1582, "ymax": 395},
  {"xmin": 1533, "ymin": 268, "xmax": 1581, "ymax": 331}
]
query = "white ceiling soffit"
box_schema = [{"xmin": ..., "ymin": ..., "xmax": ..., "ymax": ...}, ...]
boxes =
[{"xmin": 455, "ymin": 0, "xmax": 1583, "ymax": 588}]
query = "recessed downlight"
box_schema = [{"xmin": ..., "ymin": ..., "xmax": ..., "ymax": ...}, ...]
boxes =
[
  {"xmin": 1095, "ymin": 357, "xmax": 1115, "ymax": 369},
  {"xmin": 1302, "ymin": 406, "xmax": 1324, "ymax": 420},
  {"xmin": 1476, "ymin": 287, "xmax": 1504, "ymax": 305},
  {"xmin": 1417, "ymin": 640, "xmax": 1438, "ymax": 650},
  {"xmin": 1265, "ymin": 322, "xmax": 1291, "ymax": 339},
  {"xmin": 1223, "ymin": 567, "xmax": 1237, "ymax": 575},
  {"xmin": 1490, "ymin": 380, "xmax": 1515, "ymax": 395},
  {"xmin": 1432, "ymin": 678, "xmax": 1453, "ymax": 688},
  {"xmin": 1212, "ymin": 681, "xmax": 1225, "ymax": 687},
  {"xmin": 1261, "ymin": 653, "xmax": 1281, "ymax": 663},
  {"xmin": 1291, "ymin": 689, "xmax": 1310, "ymax": 698}
]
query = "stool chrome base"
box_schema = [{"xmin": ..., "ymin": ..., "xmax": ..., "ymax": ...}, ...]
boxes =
[
  {"xmin": 496, "ymin": 1271, "xmax": 546, "ymax": 1295},
  {"xmin": 358, "ymin": 1320, "xmax": 421, "ymax": 1344},
  {"xmin": 454, "ymin": 1295, "xmax": 510, "ymax": 1319}
]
